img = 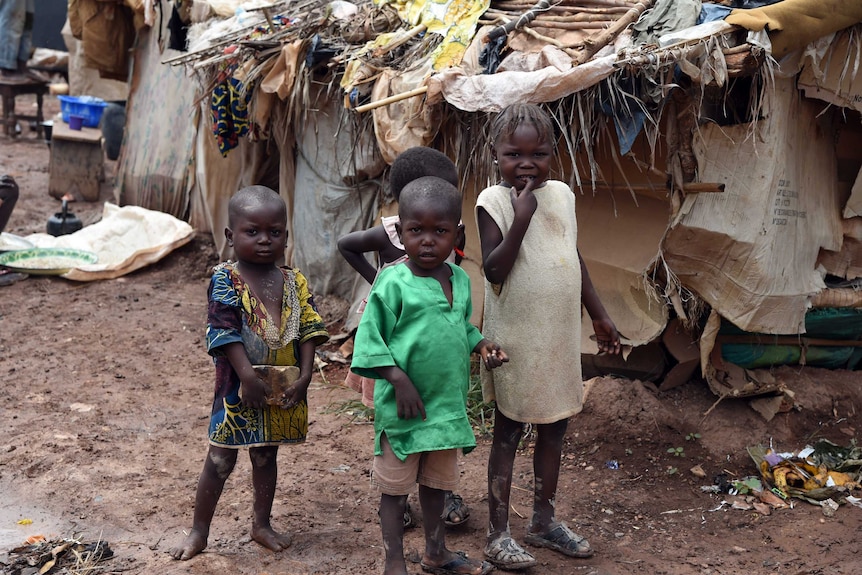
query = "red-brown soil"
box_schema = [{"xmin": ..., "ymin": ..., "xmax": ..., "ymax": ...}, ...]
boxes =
[{"xmin": 1, "ymin": 95, "xmax": 860, "ymax": 575}]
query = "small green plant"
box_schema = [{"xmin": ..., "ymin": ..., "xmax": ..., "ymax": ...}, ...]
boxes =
[
  {"xmin": 686, "ymin": 432, "xmax": 702, "ymax": 442},
  {"xmin": 324, "ymin": 398, "xmax": 374, "ymax": 423},
  {"xmin": 666, "ymin": 466, "xmax": 679, "ymax": 475},
  {"xmin": 667, "ymin": 446, "xmax": 685, "ymax": 457},
  {"xmin": 466, "ymin": 371, "xmax": 495, "ymax": 436}
]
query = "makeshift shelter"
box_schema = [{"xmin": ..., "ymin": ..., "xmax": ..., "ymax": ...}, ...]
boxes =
[{"xmin": 109, "ymin": 0, "xmax": 862, "ymax": 404}]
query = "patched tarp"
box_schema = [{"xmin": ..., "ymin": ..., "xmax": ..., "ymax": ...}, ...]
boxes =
[
  {"xmin": 427, "ymin": 49, "xmax": 617, "ymax": 113},
  {"xmin": 662, "ymin": 76, "xmax": 843, "ymax": 335}
]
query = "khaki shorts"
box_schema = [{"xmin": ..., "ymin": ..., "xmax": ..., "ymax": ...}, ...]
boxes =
[{"xmin": 372, "ymin": 433, "xmax": 459, "ymax": 496}]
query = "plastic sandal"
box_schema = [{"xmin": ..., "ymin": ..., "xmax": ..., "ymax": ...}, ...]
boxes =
[
  {"xmin": 442, "ymin": 491, "xmax": 470, "ymax": 527},
  {"xmin": 421, "ymin": 551, "xmax": 494, "ymax": 575},
  {"xmin": 524, "ymin": 522, "xmax": 594, "ymax": 558},
  {"xmin": 403, "ymin": 500, "xmax": 417, "ymax": 529},
  {"xmin": 484, "ymin": 534, "xmax": 537, "ymax": 570}
]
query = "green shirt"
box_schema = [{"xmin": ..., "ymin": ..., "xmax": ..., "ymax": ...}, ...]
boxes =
[{"xmin": 351, "ymin": 263, "xmax": 484, "ymax": 461}]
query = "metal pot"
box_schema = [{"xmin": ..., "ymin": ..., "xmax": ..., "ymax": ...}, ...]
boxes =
[{"xmin": 47, "ymin": 199, "xmax": 83, "ymax": 236}]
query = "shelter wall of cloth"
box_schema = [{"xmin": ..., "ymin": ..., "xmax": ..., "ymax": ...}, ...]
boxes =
[
  {"xmin": 662, "ymin": 76, "xmax": 844, "ymax": 335},
  {"xmin": 190, "ymin": 108, "xmax": 273, "ymax": 260},
  {"xmin": 115, "ymin": 11, "xmax": 197, "ymax": 219},
  {"xmin": 566, "ymin": 125, "xmax": 673, "ymax": 354},
  {"xmin": 291, "ymin": 86, "xmax": 385, "ymax": 300},
  {"xmin": 576, "ymin": 187, "xmax": 669, "ymax": 354}
]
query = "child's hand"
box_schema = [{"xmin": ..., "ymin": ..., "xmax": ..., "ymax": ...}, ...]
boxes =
[
  {"xmin": 240, "ymin": 376, "xmax": 270, "ymax": 410},
  {"xmin": 477, "ymin": 340, "xmax": 509, "ymax": 370},
  {"xmin": 281, "ymin": 373, "xmax": 311, "ymax": 408},
  {"xmin": 375, "ymin": 366, "xmax": 426, "ymax": 420},
  {"xmin": 391, "ymin": 375, "xmax": 426, "ymax": 420},
  {"xmin": 509, "ymin": 176, "xmax": 539, "ymax": 217},
  {"xmin": 593, "ymin": 317, "xmax": 622, "ymax": 355}
]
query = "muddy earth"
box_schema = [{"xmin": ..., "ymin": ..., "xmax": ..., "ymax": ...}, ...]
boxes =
[{"xmin": 1, "ymin": 96, "xmax": 861, "ymax": 575}]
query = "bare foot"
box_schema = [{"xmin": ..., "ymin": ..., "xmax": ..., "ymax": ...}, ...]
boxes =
[
  {"xmin": 251, "ymin": 525, "xmax": 292, "ymax": 552},
  {"xmin": 169, "ymin": 529, "xmax": 207, "ymax": 560}
]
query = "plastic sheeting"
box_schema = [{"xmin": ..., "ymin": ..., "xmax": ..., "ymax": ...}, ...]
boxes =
[
  {"xmin": 427, "ymin": 48, "xmax": 617, "ymax": 112},
  {"xmin": 719, "ymin": 308, "xmax": 862, "ymax": 370},
  {"xmin": 632, "ymin": 0, "xmax": 702, "ymax": 47}
]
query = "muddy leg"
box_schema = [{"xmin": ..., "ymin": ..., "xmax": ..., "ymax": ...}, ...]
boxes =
[
  {"xmin": 530, "ymin": 418, "xmax": 567, "ymax": 532},
  {"xmin": 380, "ymin": 493, "xmax": 408, "ymax": 575},
  {"xmin": 250, "ymin": 445, "xmax": 292, "ymax": 551},
  {"xmin": 170, "ymin": 446, "xmax": 238, "ymax": 560},
  {"xmin": 487, "ymin": 408, "xmax": 524, "ymax": 540}
]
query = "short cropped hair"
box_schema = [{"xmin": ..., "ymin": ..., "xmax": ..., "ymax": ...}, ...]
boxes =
[
  {"xmin": 228, "ymin": 185, "xmax": 286, "ymax": 226},
  {"xmin": 489, "ymin": 103, "xmax": 556, "ymax": 148},
  {"xmin": 390, "ymin": 147, "xmax": 459, "ymax": 201},
  {"xmin": 398, "ymin": 176, "xmax": 461, "ymax": 223}
]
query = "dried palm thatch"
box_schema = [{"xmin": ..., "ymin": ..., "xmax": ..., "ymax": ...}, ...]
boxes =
[
  {"xmin": 2, "ymin": 535, "xmax": 113, "ymax": 575},
  {"xmin": 332, "ymin": 3, "xmax": 402, "ymax": 43}
]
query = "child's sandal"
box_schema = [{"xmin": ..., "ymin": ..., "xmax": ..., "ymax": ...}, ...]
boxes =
[
  {"xmin": 484, "ymin": 534, "xmax": 537, "ymax": 570},
  {"xmin": 403, "ymin": 500, "xmax": 417, "ymax": 529},
  {"xmin": 442, "ymin": 491, "xmax": 470, "ymax": 527},
  {"xmin": 524, "ymin": 522, "xmax": 594, "ymax": 558}
]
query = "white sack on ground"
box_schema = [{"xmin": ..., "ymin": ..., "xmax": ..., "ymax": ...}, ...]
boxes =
[{"xmin": 25, "ymin": 203, "xmax": 195, "ymax": 281}]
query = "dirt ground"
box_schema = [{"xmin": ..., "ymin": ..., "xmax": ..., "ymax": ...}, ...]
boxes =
[{"xmin": 1, "ymin": 95, "xmax": 861, "ymax": 575}]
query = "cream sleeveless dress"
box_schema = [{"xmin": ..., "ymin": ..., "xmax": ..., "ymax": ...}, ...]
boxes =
[{"xmin": 475, "ymin": 180, "xmax": 583, "ymax": 424}]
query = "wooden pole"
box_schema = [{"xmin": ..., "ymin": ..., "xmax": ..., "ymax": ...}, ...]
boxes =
[
  {"xmin": 485, "ymin": 0, "xmax": 552, "ymax": 43},
  {"xmin": 353, "ymin": 85, "xmax": 428, "ymax": 113},
  {"xmin": 372, "ymin": 24, "xmax": 427, "ymax": 58},
  {"xmin": 574, "ymin": 0, "xmax": 654, "ymax": 64}
]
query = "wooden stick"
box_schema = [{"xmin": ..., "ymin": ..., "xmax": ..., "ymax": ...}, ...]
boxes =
[
  {"xmin": 682, "ymin": 182, "xmax": 725, "ymax": 193},
  {"xmin": 575, "ymin": 0, "xmax": 655, "ymax": 65},
  {"xmin": 722, "ymin": 44, "xmax": 751, "ymax": 55},
  {"xmin": 528, "ymin": 20, "xmax": 613, "ymax": 30},
  {"xmin": 498, "ymin": 0, "xmax": 634, "ymax": 7},
  {"xmin": 493, "ymin": 4, "xmax": 631, "ymax": 15},
  {"xmin": 522, "ymin": 25, "xmax": 574, "ymax": 52},
  {"xmin": 485, "ymin": 0, "xmax": 552, "ymax": 43},
  {"xmin": 487, "ymin": 7, "xmax": 626, "ymax": 19},
  {"xmin": 480, "ymin": 14, "xmax": 579, "ymax": 56},
  {"xmin": 538, "ymin": 13, "xmax": 618, "ymax": 23},
  {"xmin": 372, "ymin": 24, "xmax": 427, "ymax": 58},
  {"xmin": 353, "ymin": 85, "xmax": 428, "ymax": 113}
]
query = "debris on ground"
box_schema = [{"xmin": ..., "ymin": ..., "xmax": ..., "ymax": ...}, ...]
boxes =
[
  {"xmin": 0, "ymin": 536, "xmax": 113, "ymax": 575},
  {"xmin": 748, "ymin": 439, "xmax": 862, "ymax": 506}
]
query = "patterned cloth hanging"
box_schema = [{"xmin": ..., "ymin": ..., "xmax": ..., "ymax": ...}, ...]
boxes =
[{"xmin": 210, "ymin": 74, "xmax": 250, "ymax": 156}]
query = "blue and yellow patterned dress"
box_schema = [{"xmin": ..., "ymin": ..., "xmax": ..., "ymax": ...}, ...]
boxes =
[{"xmin": 206, "ymin": 262, "xmax": 328, "ymax": 448}]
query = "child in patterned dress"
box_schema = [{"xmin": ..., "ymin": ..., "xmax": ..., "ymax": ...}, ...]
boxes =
[{"xmin": 170, "ymin": 185, "xmax": 328, "ymax": 561}]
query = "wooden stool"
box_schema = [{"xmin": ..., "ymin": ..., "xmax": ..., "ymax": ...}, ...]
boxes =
[
  {"xmin": 0, "ymin": 79, "xmax": 49, "ymax": 137},
  {"xmin": 49, "ymin": 121, "xmax": 104, "ymax": 202}
]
